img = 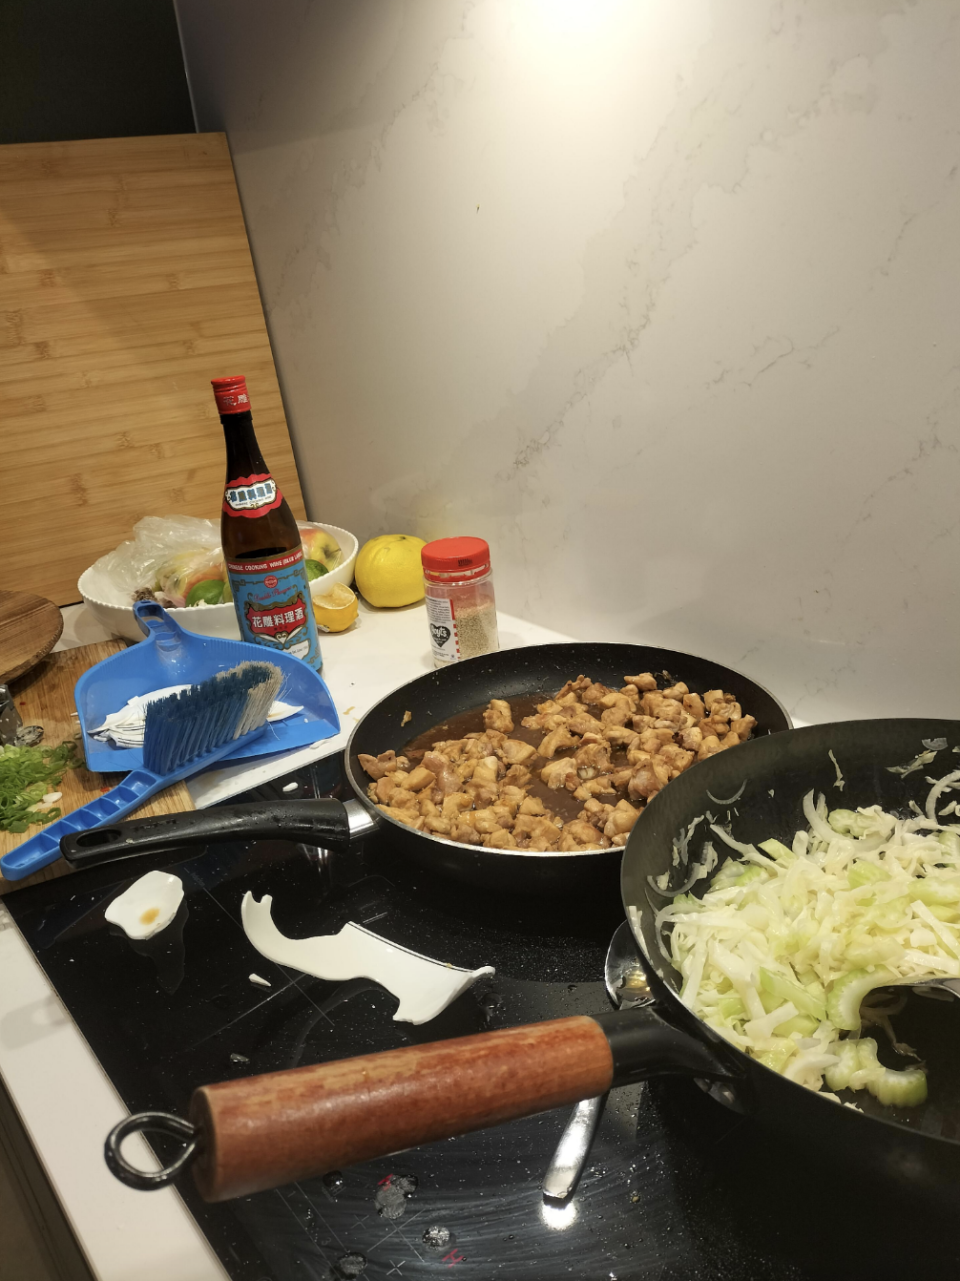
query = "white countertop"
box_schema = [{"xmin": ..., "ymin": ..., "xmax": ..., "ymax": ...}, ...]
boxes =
[{"xmin": 4, "ymin": 601, "xmax": 574, "ymax": 1281}]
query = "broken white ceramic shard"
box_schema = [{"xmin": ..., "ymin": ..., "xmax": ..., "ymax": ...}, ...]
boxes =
[
  {"xmin": 105, "ymin": 870, "xmax": 184, "ymax": 940},
  {"xmin": 248, "ymin": 972, "xmax": 272, "ymax": 988},
  {"xmin": 240, "ymin": 892, "xmax": 494, "ymax": 1025}
]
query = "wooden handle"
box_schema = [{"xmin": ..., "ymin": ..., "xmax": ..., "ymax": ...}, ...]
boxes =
[{"xmin": 189, "ymin": 1016, "xmax": 613, "ymax": 1201}]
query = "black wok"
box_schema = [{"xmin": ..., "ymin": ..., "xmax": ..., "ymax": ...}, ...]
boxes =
[
  {"xmin": 106, "ymin": 718, "xmax": 960, "ymax": 1207},
  {"xmin": 60, "ymin": 641, "xmax": 790, "ymax": 893}
]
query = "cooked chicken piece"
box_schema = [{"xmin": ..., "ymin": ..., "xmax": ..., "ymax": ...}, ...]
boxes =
[
  {"xmin": 657, "ymin": 743, "xmax": 695, "ymax": 775},
  {"xmin": 628, "ymin": 758, "xmax": 670, "ymax": 800},
  {"xmin": 602, "ymin": 725, "xmax": 639, "ymax": 748},
  {"xmin": 563, "ymin": 819, "xmax": 606, "ymax": 847},
  {"xmin": 424, "ymin": 816, "xmax": 453, "ymax": 835},
  {"xmin": 423, "ymin": 752, "xmax": 462, "ymax": 796},
  {"xmin": 518, "ymin": 796, "xmax": 546, "ymax": 816},
  {"xmin": 572, "ymin": 778, "xmax": 618, "ymax": 801},
  {"xmin": 652, "ymin": 700, "xmax": 684, "ymax": 725},
  {"xmin": 536, "ymin": 698, "xmax": 565, "ymax": 714},
  {"xmin": 704, "ymin": 692, "xmax": 739, "ymax": 721},
  {"xmin": 623, "ymin": 672, "xmax": 658, "ymax": 691},
  {"xmin": 682, "ymin": 692, "xmax": 706, "ymax": 721},
  {"xmin": 538, "ymin": 726, "xmax": 577, "ymax": 759},
  {"xmin": 600, "ymin": 705, "xmax": 631, "ymax": 727},
  {"xmin": 609, "ymin": 767, "xmax": 634, "ymax": 788},
  {"xmin": 603, "ymin": 799, "xmax": 641, "ymax": 839},
  {"xmin": 630, "ymin": 714, "xmax": 658, "ymax": 732},
  {"xmin": 453, "ymin": 820, "xmax": 482, "ymax": 845},
  {"xmin": 680, "ymin": 725, "xmax": 703, "ymax": 753},
  {"xmin": 599, "ymin": 692, "xmax": 633, "ymax": 712},
  {"xmin": 580, "ymin": 681, "xmax": 612, "ymax": 706},
  {"xmin": 559, "ymin": 701, "xmax": 590, "ymax": 718},
  {"xmin": 498, "ymin": 785, "xmax": 526, "ymax": 814},
  {"xmin": 638, "ymin": 728, "xmax": 674, "ymax": 755},
  {"xmin": 513, "ymin": 814, "xmax": 562, "ymax": 846},
  {"xmin": 719, "ymin": 730, "xmax": 742, "ymax": 750},
  {"xmin": 580, "ymin": 799, "xmax": 615, "ymax": 826},
  {"xmin": 555, "ymin": 678, "xmax": 590, "ymax": 700},
  {"xmin": 699, "ymin": 717, "xmax": 730, "ymax": 739},
  {"xmin": 697, "ymin": 735, "xmax": 723, "ymax": 761},
  {"xmin": 473, "ymin": 755, "xmax": 502, "ymax": 784},
  {"xmin": 732, "ymin": 715, "xmax": 756, "ymax": 740},
  {"xmin": 441, "ymin": 791, "xmax": 473, "ymax": 821},
  {"xmin": 375, "ymin": 775, "xmax": 401, "ymax": 804},
  {"xmin": 522, "ymin": 712, "xmax": 568, "ymax": 733},
  {"xmin": 379, "ymin": 806, "xmax": 426, "ymax": 830},
  {"xmin": 618, "ymin": 684, "xmax": 641, "ymax": 704},
  {"xmin": 418, "ymin": 796, "xmax": 441, "ymax": 818},
  {"xmin": 483, "ymin": 829, "xmax": 518, "ymax": 849},
  {"xmin": 575, "ymin": 740, "xmax": 612, "ymax": 771},
  {"xmin": 540, "ymin": 758, "xmax": 580, "ymax": 789},
  {"xmin": 627, "ymin": 747, "xmax": 653, "ymax": 767},
  {"xmin": 661, "ymin": 682, "xmax": 689, "ymax": 701},
  {"xmin": 465, "ymin": 780, "xmax": 500, "ymax": 808},
  {"xmin": 565, "ymin": 713, "xmax": 605, "ymax": 736},
  {"xmin": 404, "ymin": 766, "xmax": 437, "ymax": 792},
  {"xmin": 483, "ymin": 698, "xmax": 514, "ymax": 733},
  {"xmin": 359, "ymin": 750, "xmax": 402, "ymax": 780},
  {"xmin": 472, "ymin": 807, "xmax": 511, "ymax": 834},
  {"xmin": 388, "ymin": 788, "xmax": 419, "ymax": 810},
  {"xmin": 499, "ymin": 739, "xmax": 538, "ymax": 766},
  {"xmin": 611, "ymin": 833, "xmax": 630, "ymax": 847},
  {"xmin": 503, "ymin": 764, "xmax": 533, "ymax": 788}
]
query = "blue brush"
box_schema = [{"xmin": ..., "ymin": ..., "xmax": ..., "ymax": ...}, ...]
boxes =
[{"xmin": 0, "ymin": 660, "xmax": 283, "ymax": 882}]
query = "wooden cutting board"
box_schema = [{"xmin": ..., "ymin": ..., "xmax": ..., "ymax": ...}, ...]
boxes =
[
  {"xmin": 0, "ymin": 641, "xmax": 194, "ymax": 894},
  {"xmin": 0, "ymin": 589, "xmax": 64, "ymax": 684},
  {"xmin": 0, "ymin": 132, "xmax": 306, "ymax": 607}
]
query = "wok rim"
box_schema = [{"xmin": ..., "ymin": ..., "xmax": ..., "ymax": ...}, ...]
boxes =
[
  {"xmin": 621, "ymin": 716, "xmax": 960, "ymax": 1149},
  {"xmin": 342, "ymin": 641, "xmax": 794, "ymax": 866}
]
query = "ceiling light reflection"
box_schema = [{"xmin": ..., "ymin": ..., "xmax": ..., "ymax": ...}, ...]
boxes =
[{"xmin": 540, "ymin": 1198, "xmax": 579, "ymax": 1230}]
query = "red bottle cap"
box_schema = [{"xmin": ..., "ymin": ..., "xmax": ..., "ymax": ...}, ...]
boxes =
[
  {"xmin": 212, "ymin": 376, "xmax": 251, "ymax": 414},
  {"xmin": 421, "ymin": 537, "xmax": 491, "ymax": 578}
]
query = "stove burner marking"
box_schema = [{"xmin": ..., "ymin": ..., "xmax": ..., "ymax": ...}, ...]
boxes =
[
  {"xmin": 443, "ymin": 1248, "xmax": 466, "ymax": 1266},
  {"xmin": 386, "ymin": 1264, "xmax": 406, "ymax": 1276}
]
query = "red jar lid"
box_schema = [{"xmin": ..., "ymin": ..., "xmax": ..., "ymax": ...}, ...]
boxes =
[{"xmin": 421, "ymin": 536, "xmax": 490, "ymax": 574}]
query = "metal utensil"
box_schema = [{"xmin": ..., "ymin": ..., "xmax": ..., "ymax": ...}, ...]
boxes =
[{"xmin": 542, "ymin": 921, "xmax": 651, "ymax": 1203}]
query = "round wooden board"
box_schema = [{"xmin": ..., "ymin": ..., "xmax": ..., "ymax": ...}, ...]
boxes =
[{"xmin": 0, "ymin": 590, "xmax": 64, "ymax": 685}]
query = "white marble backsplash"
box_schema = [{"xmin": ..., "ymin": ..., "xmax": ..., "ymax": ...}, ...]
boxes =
[{"xmin": 176, "ymin": 0, "xmax": 960, "ymax": 724}]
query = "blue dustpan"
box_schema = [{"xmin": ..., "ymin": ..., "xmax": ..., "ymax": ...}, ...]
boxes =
[{"xmin": 76, "ymin": 602, "xmax": 340, "ymax": 774}]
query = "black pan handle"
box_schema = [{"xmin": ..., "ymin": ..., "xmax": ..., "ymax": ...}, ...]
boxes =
[{"xmin": 59, "ymin": 798, "xmax": 356, "ymax": 870}]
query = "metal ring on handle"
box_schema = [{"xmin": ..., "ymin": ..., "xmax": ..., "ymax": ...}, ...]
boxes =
[{"xmin": 104, "ymin": 1111, "xmax": 198, "ymax": 1190}]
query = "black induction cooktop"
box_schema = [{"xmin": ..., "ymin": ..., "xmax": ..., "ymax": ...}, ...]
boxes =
[{"xmin": 6, "ymin": 756, "xmax": 960, "ymax": 1281}]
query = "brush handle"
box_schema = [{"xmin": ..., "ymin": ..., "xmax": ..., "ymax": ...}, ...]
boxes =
[{"xmin": 60, "ymin": 798, "xmax": 352, "ymax": 869}]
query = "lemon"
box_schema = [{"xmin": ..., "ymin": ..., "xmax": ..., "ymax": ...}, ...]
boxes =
[
  {"xmin": 355, "ymin": 534, "xmax": 426, "ymax": 608},
  {"xmin": 312, "ymin": 583, "xmax": 359, "ymax": 632}
]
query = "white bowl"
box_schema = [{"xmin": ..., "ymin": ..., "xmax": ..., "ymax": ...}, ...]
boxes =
[{"xmin": 79, "ymin": 523, "xmax": 359, "ymax": 643}]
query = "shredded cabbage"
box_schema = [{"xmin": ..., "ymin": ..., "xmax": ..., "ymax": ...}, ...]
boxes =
[{"xmin": 659, "ymin": 774, "xmax": 960, "ymax": 1107}]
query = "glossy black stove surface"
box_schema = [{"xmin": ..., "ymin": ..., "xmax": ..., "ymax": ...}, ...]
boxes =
[{"xmin": 6, "ymin": 759, "xmax": 960, "ymax": 1281}]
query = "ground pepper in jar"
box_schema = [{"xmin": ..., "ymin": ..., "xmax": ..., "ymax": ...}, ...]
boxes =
[{"xmin": 421, "ymin": 537, "xmax": 499, "ymax": 667}]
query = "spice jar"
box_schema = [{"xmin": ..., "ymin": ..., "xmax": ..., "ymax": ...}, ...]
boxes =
[{"xmin": 421, "ymin": 537, "xmax": 499, "ymax": 667}]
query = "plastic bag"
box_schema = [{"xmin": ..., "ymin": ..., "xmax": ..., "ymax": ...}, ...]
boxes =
[{"xmin": 86, "ymin": 516, "xmax": 225, "ymax": 608}]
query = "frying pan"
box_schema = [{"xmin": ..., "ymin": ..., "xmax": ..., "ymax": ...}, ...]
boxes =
[
  {"xmin": 59, "ymin": 641, "xmax": 791, "ymax": 892},
  {"xmin": 105, "ymin": 718, "xmax": 960, "ymax": 1207}
]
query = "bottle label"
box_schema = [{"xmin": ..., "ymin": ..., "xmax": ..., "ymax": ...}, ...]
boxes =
[
  {"xmin": 226, "ymin": 547, "xmax": 322, "ymax": 670},
  {"xmin": 223, "ymin": 472, "xmax": 283, "ymax": 518},
  {"xmin": 425, "ymin": 595, "xmax": 460, "ymax": 664}
]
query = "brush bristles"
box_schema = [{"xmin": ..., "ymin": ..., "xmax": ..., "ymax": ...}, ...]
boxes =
[{"xmin": 142, "ymin": 661, "xmax": 283, "ymax": 775}]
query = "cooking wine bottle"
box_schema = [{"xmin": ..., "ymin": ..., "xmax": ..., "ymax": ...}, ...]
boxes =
[{"xmin": 212, "ymin": 375, "xmax": 322, "ymax": 671}]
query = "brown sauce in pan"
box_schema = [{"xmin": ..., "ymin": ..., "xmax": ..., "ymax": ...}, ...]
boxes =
[{"xmin": 403, "ymin": 692, "xmax": 635, "ymax": 822}]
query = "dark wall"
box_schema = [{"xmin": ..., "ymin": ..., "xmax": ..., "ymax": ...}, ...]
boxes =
[{"xmin": 0, "ymin": 0, "xmax": 194, "ymax": 145}]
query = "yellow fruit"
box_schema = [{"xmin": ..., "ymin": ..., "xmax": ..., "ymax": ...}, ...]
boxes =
[
  {"xmin": 312, "ymin": 583, "xmax": 359, "ymax": 633},
  {"xmin": 355, "ymin": 534, "xmax": 426, "ymax": 608}
]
